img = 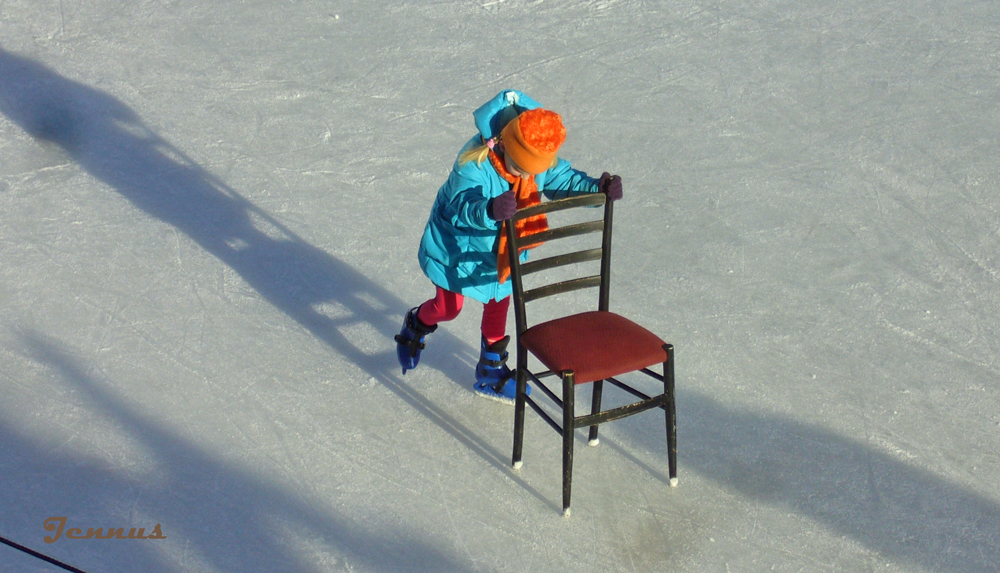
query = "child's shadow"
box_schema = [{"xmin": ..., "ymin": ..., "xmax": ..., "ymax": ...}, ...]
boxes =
[
  {"xmin": 1, "ymin": 47, "xmax": 429, "ymax": 375},
  {"xmin": 0, "ymin": 48, "xmax": 548, "ymax": 499}
]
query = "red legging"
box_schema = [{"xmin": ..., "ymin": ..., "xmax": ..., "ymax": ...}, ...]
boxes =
[{"xmin": 416, "ymin": 286, "xmax": 510, "ymax": 343}]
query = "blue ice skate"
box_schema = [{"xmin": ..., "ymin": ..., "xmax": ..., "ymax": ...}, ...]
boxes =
[
  {"xmin": 395, "ymin": 307, "xmax": 437, "ymax": 374},
  {"xmin": 473, "ymin": 336, "xmax": 530, "ymax": 404}
]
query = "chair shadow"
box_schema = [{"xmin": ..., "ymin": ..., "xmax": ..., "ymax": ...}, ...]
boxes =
[
  {"xmin": 599, "ymin": 388, "xmax": 1000, "ymax": 572},
  {"xmin": 0, "ymin": 48, "xmax": 558, "ymax": 510}
]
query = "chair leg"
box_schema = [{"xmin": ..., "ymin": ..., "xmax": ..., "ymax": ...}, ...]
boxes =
[
  {"xmin": 587, "ymin": 379, "xmax": 604, "ymax": 446},
  {"xmin": 562, "ymin": 371, "xmax": 576, "ymax": 517},
  {"xmin": 512, "ymin": 369, "xmax": 527, "ymax": 469},
  {"xmin": 663, "ymin": 344, "xmax": 677, "ymax": 487}
]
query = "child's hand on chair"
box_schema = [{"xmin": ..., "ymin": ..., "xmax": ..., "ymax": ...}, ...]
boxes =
[
  {"xmin": 599, "ymin": 172, "xmax": 623, "ymax": 201},
  {"xmin": 488, "ymin": 189, "xmax": 518, "ymax": 221}
]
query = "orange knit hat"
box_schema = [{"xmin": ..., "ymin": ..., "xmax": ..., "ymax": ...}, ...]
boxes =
[{"xmin": 500, "ymin": 108, "xmax": 566, "ymax": 175}]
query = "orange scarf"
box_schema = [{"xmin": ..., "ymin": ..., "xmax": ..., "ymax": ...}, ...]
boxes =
[{"xmin": 489, "ymin": 150, "xmax": 548, "ymax": 284}]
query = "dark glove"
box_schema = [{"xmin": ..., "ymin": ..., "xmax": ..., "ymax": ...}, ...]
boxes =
[
  {"xmin": 598, "ymin": 172, "xmax": 623, "ymax": 201},
  {"xmin": 488, "ymin": 189, "xmax": 517, "ymax": 221}
]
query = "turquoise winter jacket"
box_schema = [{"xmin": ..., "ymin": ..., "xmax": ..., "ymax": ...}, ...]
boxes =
[{"xmin": 417, "ymin": 90, "xmax": 601, "ymax": 304}]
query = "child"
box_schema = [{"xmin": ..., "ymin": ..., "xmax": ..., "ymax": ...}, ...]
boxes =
[{"xmin": 396, "ymin": 90, "xmax": 623, "ymax": 402}]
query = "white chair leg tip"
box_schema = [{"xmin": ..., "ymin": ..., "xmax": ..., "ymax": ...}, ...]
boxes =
[
  {"xmin": 588, "ymin": 438, "xmax": 600, "ymax": 447},
  {"xmin": 562, "ymin": 508, "xmax": 572, "ymax": 518},
  {"xmin": 669, "ymin": 477, "xmax": 678, "ymax": 487},
  {"xmin": 512, "ymin": 461, "xmax": 523, "ymax": 470}
]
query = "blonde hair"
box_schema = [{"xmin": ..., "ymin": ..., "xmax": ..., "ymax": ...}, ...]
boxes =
[{"xmin": 459, "ymin": 142, "xmax": 491, "ymax": 166}]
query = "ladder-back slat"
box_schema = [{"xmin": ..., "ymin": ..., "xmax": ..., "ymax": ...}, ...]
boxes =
[
  {"xmin": 520, "ymin": 248, "xmax": 603, "ymax": 276},
  {"xmin": 513, "ymin": 193, "xmax": 606, "ymax": 221},
  {"xmin": 523, "ymin": 275, "xmax": 602, "ymax": 303},
  {"xmin": 525, "ymin": 220, "xmax": 603, "ymax": 245}
]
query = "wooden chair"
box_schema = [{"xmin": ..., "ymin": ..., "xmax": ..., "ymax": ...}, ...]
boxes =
[{"xmin": 504, "ymin": 192, "xmax": 676, "ymax": 516}]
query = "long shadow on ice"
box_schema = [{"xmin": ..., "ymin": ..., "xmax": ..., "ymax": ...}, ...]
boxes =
[
  {"xmin": 607, "ymin": 389, "xmax": 1000, "ymax": 572},
  {"xmin": 0, "ymin": 46, "xmax": 464, "ymax": 389},
  {"xmin": 4, "ymin": 331, "xmax": 469, "ymax": 573}
]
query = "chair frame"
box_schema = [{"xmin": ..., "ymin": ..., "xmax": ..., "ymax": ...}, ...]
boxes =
[{"xmin": 504, "ymin": 192, "xmax": 677, "ymax": 516}]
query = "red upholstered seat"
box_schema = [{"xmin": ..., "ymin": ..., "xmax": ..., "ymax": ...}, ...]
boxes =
[{"xmin": 520, "ymin": 311, "xmax": 668, "ymax": 385}]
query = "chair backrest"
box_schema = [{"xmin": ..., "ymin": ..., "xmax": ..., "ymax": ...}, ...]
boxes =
[{"xmin": 505, "ymin": 192, "xmax": 613, "ymax": 338}]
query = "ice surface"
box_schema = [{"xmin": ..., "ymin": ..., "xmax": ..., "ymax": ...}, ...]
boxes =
[{"xmin": 2, "ymin": 0, "xmax": 999, "ymax": 571}]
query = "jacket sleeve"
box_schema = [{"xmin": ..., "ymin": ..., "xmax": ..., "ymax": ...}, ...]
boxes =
[
  {"xmin": 441, "ymin": 164, "xmax": 500, "ymax": 231},
  {"xmin": 539, "ymin": 158, "xmax": 600, "ymax": 200}
]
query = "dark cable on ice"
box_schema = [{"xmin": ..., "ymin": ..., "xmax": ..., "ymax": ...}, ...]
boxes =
[{"xmin": 0, "ymin": 534, "xmax": 90, "ymax": 573}]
